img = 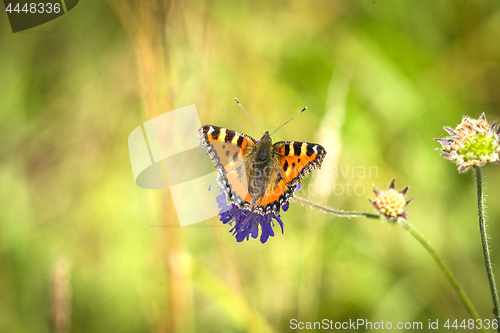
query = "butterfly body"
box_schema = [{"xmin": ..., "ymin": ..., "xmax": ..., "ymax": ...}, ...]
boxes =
[
  {"xmin": 198, "ymin": 125, "xmax": 326, "ymax": 215},
  {"xmin": 244, "ymin": 131, "xmax": 282, "ymax": 208}
]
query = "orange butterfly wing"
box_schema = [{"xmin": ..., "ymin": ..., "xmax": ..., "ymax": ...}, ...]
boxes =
[
  {"xmin": 274, "ymin": 141, "xmax": 326, "ymax": 186},
  {"xmin": 253, "ymin": 178, "xmax": 295, "ymax": 214},
  {"xmin": 198, "ymin": 125, "xmax": 254, "ymax": 209},
  {"xmin": 253, "ymin": 141, "xmax": 326, "ymax": 214}
]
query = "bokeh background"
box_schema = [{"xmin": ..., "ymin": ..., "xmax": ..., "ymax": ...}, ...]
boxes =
[{"xmin": 1, "ymin": 0, "xmax": 500, "ymax": 332}]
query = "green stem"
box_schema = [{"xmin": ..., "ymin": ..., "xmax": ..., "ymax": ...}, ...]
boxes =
[
  {"xmin": 475, "ymin": 167, "xmax": 500, "ymax": 328},
  {"xmin": 292, "ymin": 196, "xmax": 380, "ymax": 219},
  {"xmin": 294, "ymin": 195, "xmax": 484, "ymax": 330},
  {"xmin": 399, "ymin": 220, "xmax": 484, "ymax": 331}
]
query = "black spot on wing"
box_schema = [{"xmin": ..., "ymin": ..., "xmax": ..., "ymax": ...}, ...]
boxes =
[
  {"xmin": 283, "ymin": 160, "xmax": 288, "ymax": 172},
  {"xmin": 211, "ymin": 128, "xmax": 220, "ymax": 140},
  {"xmin": 237, "ymin": 136, "xmax": 244, "ymax": 147},
  {"xmin": 284, "ymin": 144, "xmax": 290, "ymax": 156},
  {"xmin": 293, "ymin": 142, "xmax": 302, "ymax": 156},
  {"xmin": 202, "ymin": 126, "xmax": 210, "ymax": 134},
  {"xmin": 226, "ymin": 151, "xmax": 230, "ymax": 157},
  {"xmin": 292, "ymin": 162, "xmax": 295, "ymax": 169},
  {"xmin": 225, "ymin": 131, "xmax": 235, "ymax": 143},
  {"xmin": 233, "ymin": 151, "xmax": 239, "ymax": 162},
  {"xmin": 306, "ymin": 145, "xmax": 315, "ymax": 157},
  {"xmin": 317, "ymin": 145, "xmax": 325, "ymax": 155}
]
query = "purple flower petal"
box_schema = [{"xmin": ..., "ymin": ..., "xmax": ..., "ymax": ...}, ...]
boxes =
[
  {"xmin": 260, "ymin": 224, "xmax": 272, "ymax": 243},
  {"xmin": 445, "ymin": 127, "xmax": 457, "ymax": 136},
  {"xmin": 220, "ymin": 213, "xmax": 232, "ymax": 223},
  {"xmin": 459, "ymin": 164, "xmax": 470, "ymax": 173},
  {"xmin": 282, "ymin": 201, "xmax": 289, "ymax": 212},
  {"xmin": 216, "ymin": 188, "xmax": 286, "ymax": 243},
  {"xmin": 275, "ymin": 215, "xmax": 284, "ymax": 234},
  {"xmin": 481, "ymin": 113, "xmax": 486, "ymax": 121},
  {"xmin": 249, "ymin": 221, "xmax": 259, "ymax": 239},
  {"xmin": 440, "ymin": 153, "xmax": 454, "ymax": 160},
  {"xmin": 401, "ymin": 186, "xmax": 409, "ymax": 195},
  {"xmin": 434, "ymin": 138, "xmax": 451, "ymax": 145},
  {"xmin": 389, "ymin": 179, "xmax": 396, "ymax": 189}
]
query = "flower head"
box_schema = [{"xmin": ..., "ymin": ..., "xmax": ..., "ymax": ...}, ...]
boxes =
[
  {"xmin": 369, "ymin": 179, "xmax": 411, "ymax": 221},
  {"xmin": 216, "ymin": 189, "xmax": 288, "ymax": 243},
  {"xmin": 436, "ymin": 113, "xmax": 500, "ymax": 173}
]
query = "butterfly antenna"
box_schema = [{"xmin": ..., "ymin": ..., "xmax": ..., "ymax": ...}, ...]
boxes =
[
  {"xmin": 270, "ymin": 107, "xmax": 307, "ymax": 136},
  {"xmin": 235, "ymin": 98, "xmax": 263, "ymax": 135}
]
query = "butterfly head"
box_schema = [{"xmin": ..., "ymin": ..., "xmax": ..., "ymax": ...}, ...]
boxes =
[{"xmin": 260, "ymin": 131, "xmax": 272, "ymax": 143}]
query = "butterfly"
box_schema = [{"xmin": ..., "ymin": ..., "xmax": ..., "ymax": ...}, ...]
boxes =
[{"xmin": 198, "ymin": 105, "xmax": 326, "ymax": 215}]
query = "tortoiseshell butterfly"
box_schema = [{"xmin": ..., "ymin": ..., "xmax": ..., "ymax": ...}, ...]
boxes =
[{"xmin": 198, "ymin": 99, "xmax": 326, "ymax": 215}]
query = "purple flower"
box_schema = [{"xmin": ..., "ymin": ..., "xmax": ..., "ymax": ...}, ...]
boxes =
[{"xmin": 216, "ymin": 189, "xmax": 286, "ymax": 243}]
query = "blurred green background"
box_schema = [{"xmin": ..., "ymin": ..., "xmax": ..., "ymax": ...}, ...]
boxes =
[{"xmin": 1, "ymin": 0, "xmax": 500, "ymax": 332}]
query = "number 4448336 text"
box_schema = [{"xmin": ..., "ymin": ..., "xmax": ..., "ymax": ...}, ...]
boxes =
[{"xmin": 5, "ymin": 3, "xmax": 61, "ymax": 14}]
